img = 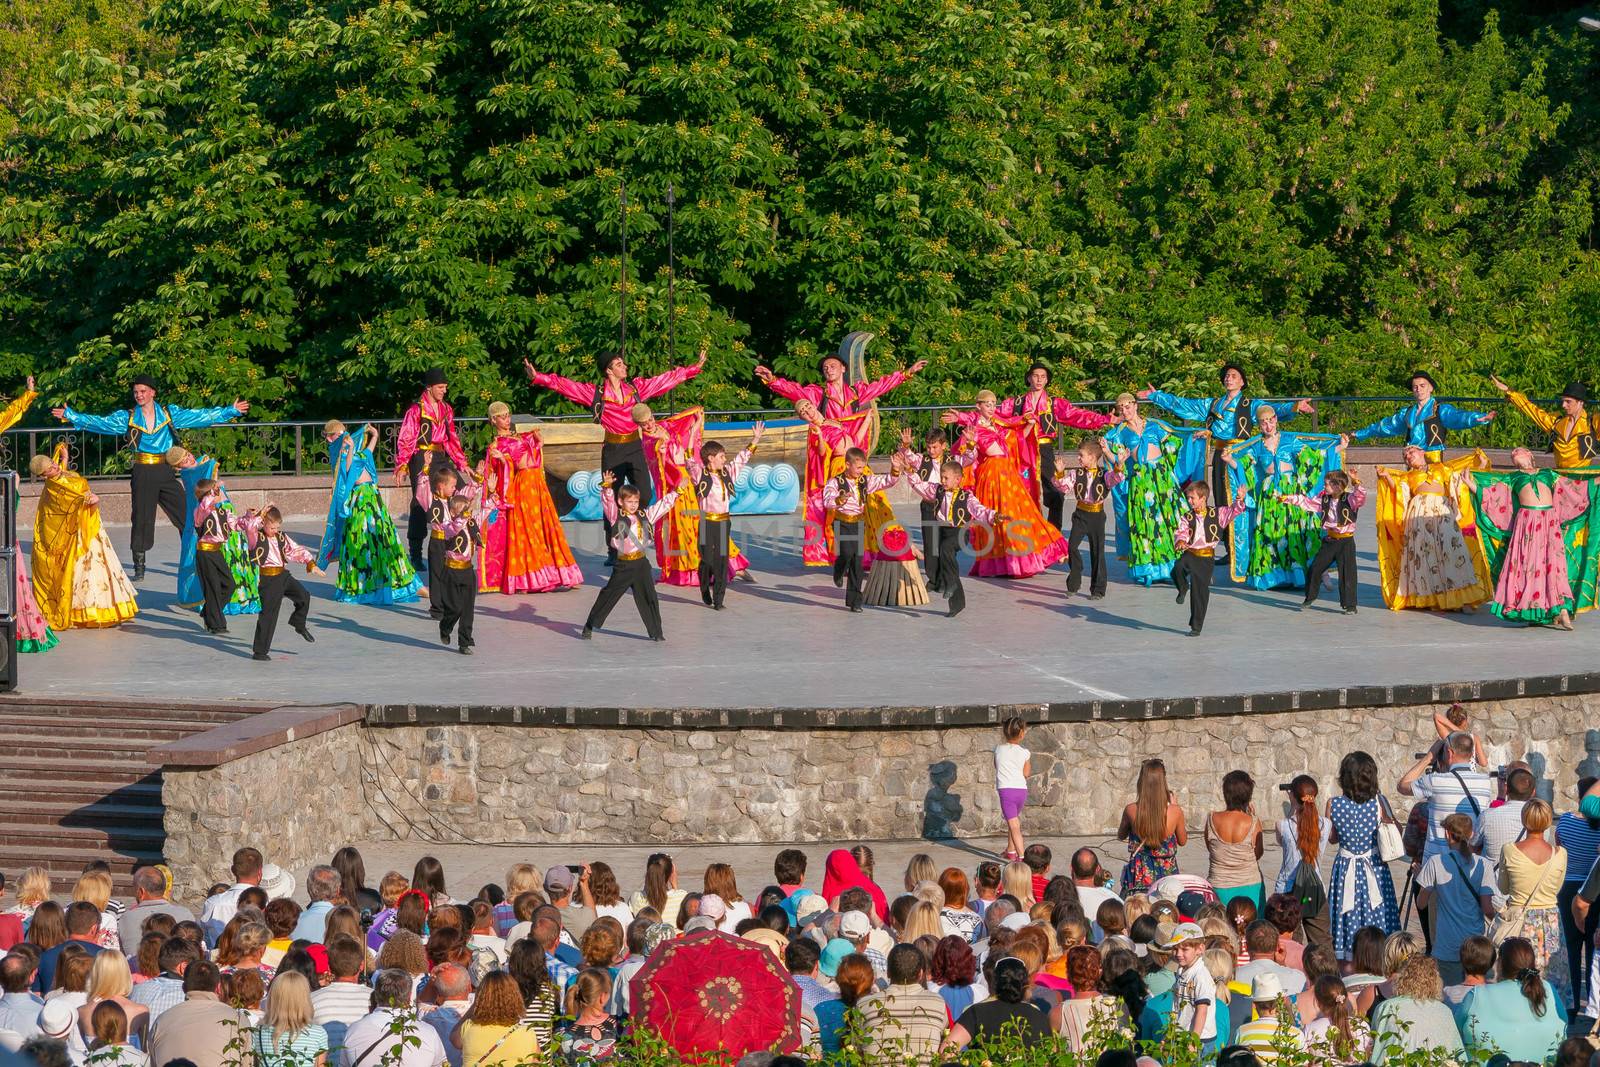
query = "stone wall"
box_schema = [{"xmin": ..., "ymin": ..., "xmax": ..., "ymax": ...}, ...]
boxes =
[{"xmin": 354, "ymin": 694, "xmax": 1600, "ymax": 846}]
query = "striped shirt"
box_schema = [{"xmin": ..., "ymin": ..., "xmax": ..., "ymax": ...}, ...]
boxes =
[
  {"xmin": 1235, "ymin": 1016, "xmax": 1306, "ymax": 1061},
  {"xmin": 1556, "ymin": 812, "xmax": 1600, "ymax": 883},
  {"xmin": 1410, "ymin": 767, "xmax": 1494, "ymax": 858},
  {"xmin": 516, "ymin": 984, "xmax": 561, "ymax": 1049}
]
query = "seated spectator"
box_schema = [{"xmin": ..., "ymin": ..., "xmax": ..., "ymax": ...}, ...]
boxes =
[
  {"xmin": 78, "ymin": 951, "xmax": 146, "ymax": 1049},
  {"xmin": 815, "ymin": 953, "xmax": 874, "ymax": 1056},
  {"xmin": 857, "ymin": 944, "xmax": 948, "ymax": 1063},
  {"xmin": 292, "ymin": 867, "xmax": 343, "ymax": 944},
  {"xmin": 338, "ymin": 968, "xmax": 447, "ymax": 1067},
  {"xmin": 221, "ymin": 967, "xmax": 265, "ymax": 1026},
  {"xmin": 420, "ymin": 964, "xmax": 473, "ymax": 1067},
  {"xmin": 454, "ymin": 971, "xmax": 539, "ymax": 1066},
  {"xmin": 127, "ymin": 936, "xmax": 198, "ymax": 1026},
  {"xmin": 310, "ymin": 935, "xmax": 371, "ymax": 1049},
  {"xmin": 146, "ymin": 960, "xmax": 253, "ymax": 1067},
  {"xmin": 1301, "ymin": 975, "xmax": 1371, "ymax": 1063},
  {"xmin": 116, "ymin": 868, "xmax": 194, "ymax": 954},
  {"xmin": 1370, "ymin": 956, "xmax": 1465, "ymax": 1063},
  {"xmin": 929, "ymin": 936, "xmax": 986, "ymax": 1019},
  {"xmin": 1442, "ymin": 934, "xmax": 1495, "ymax": 1020},
  {"xmin": 252, "ymin": 971, "xmax": 330, "ymax": 1067},
  {"xmin": 37, "ymin": 904, "xmax": 104, "ymax": 994},
  {"xmin": 1059, "ymin": 945, "xmax": 1130, "ymax": 1053},
  {"xmin": 556, "ymin": 968, "xmax": 618, "ymax": 1061},
  {"xmin": 1233, "ymin": 973, "xmax": 1305, "ymax": 1061},
  {"xmin": 0, "ymin": 953, "xmax": 43, "ymax": 1039},
  {"xmin": 1262, "ymin": 895, "xmax": 1304, "ymax": 971},
  {"xmin": 943, "ymin": 957, "xmax": 1051, "ymax": 1051},
  {"xmin": 83, "ymin": 1002, "xmax": 143, "ymax": 1067},
  {"xmin": 1234, "ymin": 921, "xmax": 1306, "ymax": 996},
  {"xmin": 936, "ymin": 870, "xmax": 979, "ymax": 943},
  {"xmin": 1459, "ymin": 937, "xmax": 1565, "ymax": 1064}
]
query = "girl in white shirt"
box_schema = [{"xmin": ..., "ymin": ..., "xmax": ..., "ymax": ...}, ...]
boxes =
[{"xmin": 994, "ymin": 717, "xmax": 1032, "ymax": 861}]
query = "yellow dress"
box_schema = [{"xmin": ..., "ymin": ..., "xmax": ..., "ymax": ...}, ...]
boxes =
[
  {"xmin": 1375, "ymin": 449, "xmax": 1492, "ymax": 610},
  {"xmin": 32, "ymin": 444, "xmax": 138, "ymax": 629}
]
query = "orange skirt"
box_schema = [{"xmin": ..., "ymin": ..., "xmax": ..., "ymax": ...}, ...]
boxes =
[
  {"xmin": 500, "ymin": 467, "xmax": 583, "ymax": 593},
  {"xmin": 968, "ymin": 455, "xmax": 1068, "ymax": 577}
]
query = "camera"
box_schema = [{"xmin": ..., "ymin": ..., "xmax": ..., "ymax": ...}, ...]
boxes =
[{"xmin": 1277, "ymin": 782, "xmax": 1295, "ymax": 792}]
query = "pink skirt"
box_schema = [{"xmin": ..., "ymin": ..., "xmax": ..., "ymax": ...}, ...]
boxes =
[{"xmin": 1493, "ymin": 505, "xmax": 1572, "ymax": 622}]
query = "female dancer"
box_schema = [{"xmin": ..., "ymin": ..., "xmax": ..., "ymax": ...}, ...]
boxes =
[
  {"xmin": 1223, "ymin": 408, "xmax": 1344, "ymax": 589},
  {"xmin": 30, "ymin": 443, "xmax": 138, "ymax": 630},
  {"xmin": 1472, "ymin": 448, "xmax": 1600, "ymax": 629},
  {"xmin": 794, "ymin": 399, "xmax": 893, "ymax": 566},
  {"xmin": 1102, "ymin": 392, "xmax": 1205, "ymax": 584},
  {"xmin": 941, "ymin": 391, "xmax": 1067, "ymax": 578},
  {"xmin": 477, "ymin": 403, "xmax": 582, "ymax": 594},
  {"xmin": 998, "ymin": 363, "xmax": 1115, "ymax": 527},
  {"xmin": 1375, "ymin": 444, "xmax": 1491, "ymax": 611},
  {"xmin": 172, "ymin": 447, "xmax": 259, "ymax": 617},
  {"xmin": 633, "ymin": 405, "xmax": 752, "ymax": 588},
  {"xmin": 0, "ymin": 379, "xmax": 55, "ymax": 652},
  {"xmin": 320, "ymin": 421, "xmax": 422, "ymax": 604}
]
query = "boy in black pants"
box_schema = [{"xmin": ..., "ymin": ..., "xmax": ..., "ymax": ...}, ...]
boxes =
[
  {"xmin": 436, "ymin": 493, "xmax": 483, "ymax": 654},
  {"xmin": 895, "ymin": 428, "xmax": 955, "ymax": 592},
  {"xmin": 582, "ymin": 474, "xmax": 678, "ymax": 640},
  {"xmin": 1173, "ymin": 481, "xmax": 1245, "ymax": 636},
  {"xmin": 907, "ymin": 459, "xmax": 1002, "ymax": 617},
  {"xmin": 240, "ymin": 506, "xmax": 325, "ymax": 661},
  {"xmin": 191, "ymin": 478, "xmax": 237, "ymax": 634},
  {"xmin": 1051, "ymin": 438, "xmax": 1122, "ymax": 599},
  {"xmin": 691, "ymin": 421, "xmax": 763, "ymax": 609},
  {"xmin": 821, "ymin": 448, "xmax": 902, "ymax": 613},
  {"xmin": 422, "ymin": 466, "xmax": 460, "ymax": 619},
  {"xmin": 1279, "ymin": 466, "xmax": 1366, "ymax": 614}
]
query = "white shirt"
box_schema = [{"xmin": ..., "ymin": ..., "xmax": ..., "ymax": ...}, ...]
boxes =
[
  {"xmin": 595, "ymin": 903, "xmax": 634, "ymax": 927},
  {"xmin": 1075, "ymin": 885, "xmax": 1123, "ymax": 938},
  {"xmin": 1479, "ymin": 799, "xmax": 1529, "ymax": 870},
  {"xmin": 339, "ymin": 1009, "xmax": 447, "ymax": 1067},
  {"xmin": 716, "ymin": 900, "xmax": 754, "ymax": 935},
  {"xmin": 198, "ymin": 883, "xmax": 253, "ymax": 940},
  {"xmin": 994, "ymin": 743, "xmax": 1030, "ymax": 791},
  {"xmin": 1174, "ymin": 958, "xmax": 1218, "ymax": 1041}
]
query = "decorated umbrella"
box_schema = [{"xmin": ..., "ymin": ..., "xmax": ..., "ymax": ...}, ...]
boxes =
[{"xmin": 630, "ymin": 930, "xmax": 802, "ymax": 1061}]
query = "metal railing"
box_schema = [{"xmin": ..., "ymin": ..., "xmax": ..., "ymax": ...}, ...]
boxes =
[{"xmin": 0, "ymin": 395, "xmax": 1555, "ymax": 481}]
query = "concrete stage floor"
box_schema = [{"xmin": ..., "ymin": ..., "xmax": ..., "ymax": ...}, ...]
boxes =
[{"xmin": 18, "ymin": 495, "xmax": 1600, "ymax": 709}]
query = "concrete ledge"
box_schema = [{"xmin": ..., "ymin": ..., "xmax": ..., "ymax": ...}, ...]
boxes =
[
  {"xmin": 151, "ymin": 703, "xmax": 364, "ymax": 767},
  {"xmin": 364, "ymin": 671, "xmax": 1600, "ymax": 731}
]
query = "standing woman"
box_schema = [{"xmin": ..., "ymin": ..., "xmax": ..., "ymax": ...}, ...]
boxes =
[
  {"xmin": 941, "ymin": 391, "xmax": 1067, "ymax": 578},
  {"xmin": 1275, "ymin": 775, "xmax": 1333, "ymax": 951},
  {"xmin": 1499, "ymin": 800, "xmax": 1569, "ymax": 1007},
  {"xmin": 1102, "ymin": 393, "xmax": 1205, "ymax": 583},
  {"xmin": 1375, "ymin": 445, "xmax": 1492, "ymax": 611},
  {"xmin": 1327, "ymin": 752, "xmax": 1400, "ymax": 960},
  {"xmin": 1117, "ymin": 759, "xmax": 1188, "ymax": 896},
  {"xmin": 1204, "ymin": 771, "xmax": 1265, "ymax": 910},
  {"xmin": 1416, "ymin": 814, "xmax": 1495, "ymax": 984},
  {"xmin": 476, "ymin": 403, "xmax": 582, "ymax": 594},
  {"xmin": 1556, "ymin": 775, "xmax": 1600, "ymax": 1013},
  {"xmin": 318, "ymin": 421, "xmax": 421, "ymax": 604},
  {"xmin": 30, "ymin": 444, "xmax": 138, "ymax": 630}
]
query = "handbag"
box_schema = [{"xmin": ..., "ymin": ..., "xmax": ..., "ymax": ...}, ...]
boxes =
[
  {"xmin": 1487, "ymin": 848, "xmax": 1560, "ymax": 946},
  {"xmin": 1375, "ymin": 795, "xmax": 1406, "ymax": 864}
]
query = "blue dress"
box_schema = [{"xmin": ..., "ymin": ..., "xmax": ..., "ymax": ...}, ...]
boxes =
[
  {"xmin": 1328, "ymin": 795, "xmax": 1400, "ymax": 958},
  {"xmin": 1103, "ymin": 419, "xmax": 1205, "ymax": 583},
  {"xmin": 1223, "ymin": 433, "xmax": 1342, "ymax": 589}
]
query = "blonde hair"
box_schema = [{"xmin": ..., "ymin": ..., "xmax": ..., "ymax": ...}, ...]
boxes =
[
  {"xmin": 1382, "ymin": 931, "xmax": 1424, "ymax": 977},
  {"xmin": 505, "ymin": 863, "xmax": 542, "ymax": 898},
  {"xmin": 912, "ymin": 881, "xmax": 944, "ymax": 910},
  {"xmin": 1123, "ymin": 894, "xmax": 1152, "ymax": 925},
  {"xmin": 164, "ymin": 447, "xmax": 191, "ymax": 466},
  {"xmin": 16, "ymin": 868, "xmax": 51, "ymax": 909},
  {"xmin": 85, "ymin": 951, "xmax": 134, "ymax": 1001},
  {"xmin": 1523, "ymin": 798, "xmax": 1554, "ymax": 836},
  {"xmin": 1199, "ymin": 916, "xmax": 1238, "ymax": 955},
  {"xmin": 323, "ymin": 419, "xmax": 346, "ymax": 437},
  {"xmin": 263, "ymin": 971, "xmax": 314, "ymax": 1047},
  {"xmin": 1203, "ymin": 947, "xmax": 1236, "ymax": 1006},
  {"xmin": 975, "ymin": 389, "xmax": 998, "ymax": 404},
  {"xmin": 1392, "ymin": 955, "xmax": 1443, "ymax": 1001},
  {"xmin": 72, "ymin": 870, "xmax": 113, "ymax": 913},
  {"xmin": 1115, "ymin": 392, "xmax": 1137, "ymax": 408},
  {"xmin": 901, "ymin": 900, "xmax": 943, "ymax": 943},
  {"xmin": 1002, "ymin": 860, "xmax": 1034, "ymax": 907},
  {"xmin": 904, "ymin": 854, "xmax": 937, "ymax": 891}
]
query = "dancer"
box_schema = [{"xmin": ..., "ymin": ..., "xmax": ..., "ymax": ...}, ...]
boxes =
[
  {"xmin": 687, "ymin": 422, "xmax": 764, "ymax": 609},
  {"xmin": 1102, "ymin": 393, "xmax": 1206, "ymax": 584},
  {"xmin": 1375, "ymin": 445, "xmax": 1492, "ymax": 611},
  {"xmin": 1278, "ymin": 468, "xmax": 1367, "ymax": 614},
  {"xmin": 893, "ymin": 428, "xmax": 958, "ymax": 589},
  {"xmin": 191, "ymin": 479, "xmax": 240, "ymax": 634},
  {"xmin": 1000, "ymin": 364, "xmax": 1115, "ymax": 529},
  {"xmin": 1140, "ymin": 366, "xmax": 1313, "ymax": 553},
  {"xmin": 1490, "ymin": 376, "xmax": 1597, "ymax": 469},
  {"xmin": 239, "ymin": 506, "xmax": 324, "ymax": 661},
  {"xmin": 793, "ymin": 398, "xmax": 887, "ymax": 567},
  {"xmin": 633, "ymin": 404, "xmax": 754, "ymax": 594},
  {"xmin": 907, "ymin": 458, "xmax": 1001, "ymax": 617},
  {"xmin": 420, "ymin": 466, "xmax": 465, "ymax": 618},
  {"xmin": 51, "ymin": 378, "xmax": 248, "ymax": 581},
  {"xmin": 29, "ymin": 443, "xmax": 138, "ymax": 631},
  {"xmin": 1050, "ymin": 439, "xmax": 1122, "ymax": 599},
  {"xmin": 1473, "ymin": 448, "xmax": 1600, "ymax": 629},
  {"xmin": 477, "ymin": 403, "xmax": 582, "ymax": 595},
  {"xmin": 755, "ymin": 351, "xmax": 927, "ymax": 420},
  {"xmin": 320, "ymin": 421, "xmax": 422, "ymax": 605},
  {"xmin": 524, "ymin": 345, "xmax": 706, "ymax": 515},
  {"xmin": 822, "ymin": 449, "xmax": 903, "ymax": 611},
  {"xmin": 0, "ymin": 379, "xmax": 55, "ymax": 652},
  {"xmin": 394, "ymin": 368, "xmax": 474, "ymax": 574},
  {"xmin": 435, "ymin": 494, "xmax": 483, "ymax": 654},
  {"xmin": 171, "ymin": 447, "xmax": 259, "ymax": 618},
  {"xmin": 581, "ymin": 473, "xmax": 678, "ymax": 641},
  {"xmin": 941, "ymin": 391, "xmax": 1067, "ymax": 578},
  {"xmin": 1173, "ymin": 481, "xmax": 1246, "ymax": 636},
  {"xmin": 1221, "ymin": 409, "xmax": 1344, "ymax": 589},
  {"xmin": 1350, "ymin": 371, "xmax": 1493, "ymax": 460}
]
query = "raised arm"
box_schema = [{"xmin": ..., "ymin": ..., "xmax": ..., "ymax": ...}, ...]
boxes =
[
  {"xmin": 526, "ymin": 368, "xmax": 599, "ymax": 408},
  {"xmin": 643, "ymin": 490, "xmax": 680, "ymax": 526},
  {"xmin": 600, "ymin": 482, "xmax": 619, "ymax": 526},
  {"xmin": 1349, "ymin": 407, "xmax": 1408, "ymax": 443},
  {"xmin": 636, "ymin": 360, "xmax": 705, "ymax": 403},
  {"xmin": 1144, "ymin": 389, "xmax": 1213, "ymax": 424},
  {"xmin": 1499, "ymin": 386, "xmax": 1557, "ymax": 434},
  {"xmin": 0, "ymin": 387, "xmax": 37, "ymax": 435},
  {"xmin": 851, "ymin": 361, "xmax": 925, "ymax": 406},
  {"xmin": 169, "ymin": 401, "xmax": 247, "ymax": 430},
  {"xmin": 57, "ymin": 405, "xmax": 132, "ymax": 436}
]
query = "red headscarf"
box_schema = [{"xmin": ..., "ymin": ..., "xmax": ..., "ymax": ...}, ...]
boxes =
[{"xmin": 820, "ymin": 849, "xmax": 888, "ymax": 922}]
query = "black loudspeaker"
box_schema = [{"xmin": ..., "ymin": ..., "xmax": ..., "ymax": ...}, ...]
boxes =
[
  {"xmin": 0, "ymin": 471, "xmax": 13, "ymax": 549},
  {"xmin": 0, "ymin": 471, "xmax": 18, "ymax": 692}
]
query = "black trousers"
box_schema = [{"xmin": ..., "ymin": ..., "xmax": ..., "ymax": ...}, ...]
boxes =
[
  {"xmin": 698, "ymin": 518, "xmax": 730, "ymax": 607},
  {"xmin": 1066, "ymin": 508, "xmax": 1107, "ymax": 596},
  {"xmin": 929, "ymin": 527, "xmax": 965, "ymax": 616},
  {"xmin": 130, "ymin": 462, "xmax": 185, "ymax": 554},
  {"xmin": 584, "ymin": 557, "xmax": 662, "ymax": 638},
  {"xmin": 1304, "ymin": 535, "xmax": 1357, "ymax": 610},
  {"xmin": 833, "ymin": 519, "xmax": 865, "ymax": 609},
  {"xmin": 406, "ymin": 451, "xmax": 435, "ymax": 566},
  {"xmin": 920, "ymin": 508, "xmax": 941, "ymax": 592},
  {"xmin": 436, "ymin": 564, "xmax": 476, "ymax": 648},
  {"xmin": 254, "ymin": 571, "xmax": 310, "ymax": 657},
  {"xmin": 196, "ymin": 549, "xmax": 237, "ymax": 633},
  {"xmin": 427, "ymin": 534, "xmax": 448, "ymax": 618},
  {"xmin": 1558, "ymin": 880, "xmax": 1598, "ymax": 1010},
  {"xmin": 1209, "ymin": 446, "xmax": 1233, "ymax": 560},
  {"xmin": 1172, "ymin": 550, "xmax": 1213, "ymax": 633},
  {"xmin": 600, "ymin": 439, "xmax": 654, "ymax": 506},
  {"xmin": 1037, "ymin": 441, "xmax": 1064, "ymax": 530}
]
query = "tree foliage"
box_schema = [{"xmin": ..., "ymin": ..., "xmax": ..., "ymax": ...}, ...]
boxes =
[{"xmin": 0, "ymin": 0, "xmax": 1596, "ymax": 423}]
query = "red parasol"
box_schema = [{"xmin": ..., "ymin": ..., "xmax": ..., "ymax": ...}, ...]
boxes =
[{"xmin": 630, "ymin": 929, "xmax": 802, "ymax": 1060}]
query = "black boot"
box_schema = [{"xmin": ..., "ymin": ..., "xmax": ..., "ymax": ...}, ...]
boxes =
[{"xmin": 132, "ymin": 552, "xmax": 146, "ymax": 583}]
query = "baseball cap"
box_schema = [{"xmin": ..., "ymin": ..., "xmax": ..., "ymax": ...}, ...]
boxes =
[
  {"xmin": 1250, "ymin": 972, "xmax": 1284, "ymax": 1002},
  {"xmin": 39, "ymin": 1000, "xmax": 75, "ymax": 1039},
  {"xmin": 1175, "ymin": 890, "xmax": 1208, "ymax": 921},
  {"xmin": 1159, "ymin": 921, "xmax": 1204, "ymax": 949},
  {"xmin": 543, "ymin": 866, "xmax": 575, "ymax": 895},
  {"xmin": 698, "ymin": 894, "xmax": 727, "ymax": 922},
  {"xmin": 839, "ymin": 911, "xmax": 872, "ymax": 939},
  {"xmin": 820, "ymin": 938, "xmax": 854, "ymax": 978}
]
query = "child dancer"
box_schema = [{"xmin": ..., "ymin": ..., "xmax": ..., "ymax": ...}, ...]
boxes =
[
  {"xmin": 239, "ymin": 506, "xmax": 325, "ymax": 661},
  {"xmin": 994, "ymin": 717, "xmax": 1031, "ymax": 861},
  {"xmin": 191, "ymin": 478, "xmax": 239, "ymax": 635},
  {"xmin": 907, "ymin": 459, "xmax": 1000, "ymax": 617},
  {"xmin": 1173, "ymin": 481, "xmax": 1246, "ymax": 636},
  {"xmin": 821, "ymin": 448, "xmax": 903, "ymax": 612},
  {"xmin": 895, "ymin": 427, "xmax": 959, "ymax": 592},
  {"xmin": 582, "ymin": 474, "xmax": 679, "ymax": 641},
  {"xmin": 421, "ymin": 466, "xmax": 461, "ymax": 619},
  {"xmin": 689, "ymin": 422, "xmax": 764, "ymax": 609},
  {"xmin": 436, "ymin": 494, "xmax": 483, "ymax": 653},
  {"xmin": 1278, "ymin": 466, "xmax": 1366, "ymax": 614},
  {"xmin": 1052, "ymin": 439, "xmax": 1122, "ymax": 599}
]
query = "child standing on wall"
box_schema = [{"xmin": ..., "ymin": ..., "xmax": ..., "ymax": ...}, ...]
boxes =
[{"xmin": 995, "ymin": 717, "xmax": 1032, "ymax": 861}]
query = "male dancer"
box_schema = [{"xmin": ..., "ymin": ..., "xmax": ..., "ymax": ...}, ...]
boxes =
[
  {"xmin": 394, "ymin": 367, "xmax": 474, "ymax": 574},
  {"xmin": 689, "ymin": 422, "xmax": 764, "ymax": 610},
  {"xmin": 907, "ymin": 460, "xmax": 1001, "ymax": 617},
  {"xmin": 435, "ymin": 494, "xmax": 483, "ymax": 654},
  {"xmin": 191, "ymin": 478, "xmax": 238, "ymax": 635},
  {"xmin": 582, "ymin": 473, "xmax": 679, "ymax": 641},
  {"xmin": 1490, "ymin": 375, "xmax": 1595, "ymax": 468},
  {"xmin": 1052, "ymin": 439, "xmax": 1122, "ymax": 599},
  {"xmin": 1349, "ymin": 371, "xmax": 1494, "ymax": 462},
  {"xmin": 895, "ymin": 427, "xmax": 960, "ymax": 592},
  {"xmin": 755, "ymin": 350, "xmax": 928, "ymax": 418},
  {"xmin": 52, "ymin": 377, "xmax": 248, "ymax": 580},
  {"xmin": 1000, "ymin": 362, "xmax": 1115, "ymax": 529},
  {"xmin": 821, "ymin": 449, "xmax": 903, "ymax": 612},
  {"xmin": 1137, "ymin": 365, "xmax": 1313, "ymax": 560},
  {"xmin": 1173, "ymin": 482, "xmax": 1247, "ymax": 636},
  {"xmin": 238, "ymin": 506, "xmax": 324, "ymax": 660}
]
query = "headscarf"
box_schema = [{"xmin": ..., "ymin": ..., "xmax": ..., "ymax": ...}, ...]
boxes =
[
  {"xmin": 820, "ymin": 849, "xmax": 889, "ymax": 922},
  {"xmin": 643, "ymin": 922, "xmax": 677, "ymax": 956}
]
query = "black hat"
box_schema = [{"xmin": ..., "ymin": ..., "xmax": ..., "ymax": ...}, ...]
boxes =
[
  {"xmin": 1562, "ymin": 382, "xmax": 1590, "ymax": 404},
  {"xmin": 817, "ymin": 352, "xmax": 847, "ymax": 379},
  {"xmin": 1026, "ymin": 361, "xmax": 1053, "ymax": 386},
  {"xmin": 422, "ymin": 367, "xmax": 448, "ymax": 388},
  {"xmin": 1219, "ymin": 363, "xmax": 1247, "ymax": 388},
  {"xmin": 1408, "ymin": 370, "xmax": 1437, "ymax": 390},
  {"xmin": 131, "ymin": 374, "xmax": 157, "ymax": 391},
  {"xmin": 595, "ymin": 350, "xmax": 625, "ymax": 379}
]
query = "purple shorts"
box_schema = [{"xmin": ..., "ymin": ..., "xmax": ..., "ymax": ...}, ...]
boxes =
[{"xmin": 998, "ymin": 788, "xmax": 1028, "ymax": 821}]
